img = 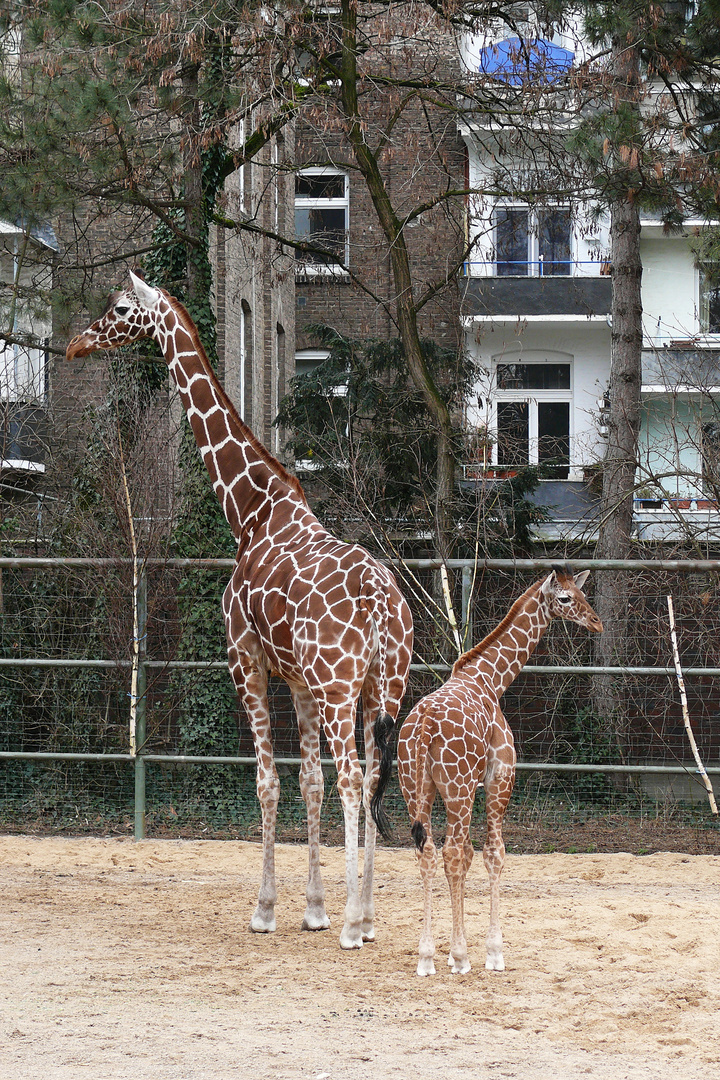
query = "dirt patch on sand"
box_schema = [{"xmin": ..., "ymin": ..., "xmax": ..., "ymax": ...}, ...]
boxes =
[{"xmin": 1, "ymin": 836, "xmax": 718, "ymax": 1079}]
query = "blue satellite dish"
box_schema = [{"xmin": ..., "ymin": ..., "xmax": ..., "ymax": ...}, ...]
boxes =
[{"xmin": 479, "ymin": 37, "xmax": 575, "ymax": 86}]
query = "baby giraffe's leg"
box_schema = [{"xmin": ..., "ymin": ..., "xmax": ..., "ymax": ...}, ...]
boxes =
[
  {"xmin": 416, "ymin": 828, "xmax": 438, "ymax": 976},
  {"xmin": 483, "ymin": 730, "xmax": 516, "ymax": 972},
  {"xmin": 443, "ymin": 809, "xmax": 474, "ymax": 975}
]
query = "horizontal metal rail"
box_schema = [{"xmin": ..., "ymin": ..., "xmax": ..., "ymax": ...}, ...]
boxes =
[
  {"xmin": 6, "ymin": 556, "xmax": 720, "ymax": 570},
  {"xmin": 0, "ymin": 750, "xmax": 717, "ymax": 775},
  {"xmin": 2, "ymin": 656, "xmax": 719, "ymax": 679}
]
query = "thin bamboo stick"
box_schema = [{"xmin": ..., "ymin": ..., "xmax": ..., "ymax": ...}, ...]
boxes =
[
  {"xmin": 117, "ymin": 420, "xmax": 140, "ymax": 758},
  {"xmin": 440, "ymin": 563, "xmax": 462, "ymax": 655},
  {"xmin": 666, "ymin": 594, "xmax": 718, "ymax": 815}
]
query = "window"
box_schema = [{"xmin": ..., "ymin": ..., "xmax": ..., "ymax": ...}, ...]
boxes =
[
  {"xmin": 0, "ymin": 341, "xmax": 47, "ymax": 403},
  {"xmin": 495, "ymin": 206, "xmax": 572, "ymax": 276},
  {"xmin": 493, "ymin": 359, "xmax": 572, "ymax": 478},
  {"xmin": 699, "ymin": 267, "xmax": 720, "ymax": 333},
  {"xmin": 240, "ymin": 300, "xmax": 252, "ymax": 422},
  {"xmin": 295, "ymin": 349, "xmax": 330, "ymax": 378},
  {"xmin": 295, "ymin": 170, "xmax": 349, "ymax": 271},
  {"xmin": 702, "ymin": 421, "xmax": 720, "ymax": 496}
]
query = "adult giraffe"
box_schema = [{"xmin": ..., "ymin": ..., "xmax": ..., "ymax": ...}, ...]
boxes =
[
  {"xmin": 66, "ymin": 271, "xmax": 414, "ymax": 950},
  {"xmin": 386, "ymin": 567, "xmax": 602, "ymax": 976}
]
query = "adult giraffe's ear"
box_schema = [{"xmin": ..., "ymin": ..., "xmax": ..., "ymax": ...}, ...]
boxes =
[
  {"xmin": 574, "ymin": 570, "xmax": 590, "ymax": 590},
  {"xmin": 130, "ymin": 270, "xmax": 160, "ymax": 308}
]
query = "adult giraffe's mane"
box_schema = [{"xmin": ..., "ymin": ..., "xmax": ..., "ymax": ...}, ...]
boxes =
[
  {"xmin": 164, "ymin": 290, "xmax": 309, "ymax": 508},
  {"xmin": 451, "ymin": 577, "xmax": 546, "ymax": 677}
]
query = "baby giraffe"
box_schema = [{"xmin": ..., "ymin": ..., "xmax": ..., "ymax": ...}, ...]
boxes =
[{"xmin": 397, "ymin": 566, "xmax": 603, "ymax": 976}]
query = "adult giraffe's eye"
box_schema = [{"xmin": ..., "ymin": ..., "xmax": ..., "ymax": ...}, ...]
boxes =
[{"xmin": 115, "ymin": 305, "xmax": 130, "ymax": 317}]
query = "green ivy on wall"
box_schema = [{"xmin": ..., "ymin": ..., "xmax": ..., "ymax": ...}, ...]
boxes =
[{"xmin": 142, "ymin": 140, "xmax": 243, "ymax": 780}]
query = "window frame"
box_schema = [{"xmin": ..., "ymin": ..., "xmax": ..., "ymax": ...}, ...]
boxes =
[
  {"xmin": 493, "ymin": 203, "xmax": 573, "ymax": 277},
  {"xmin": 294, "ymin": 167, "xmax": 350, "ymax": 274},
  {"xmin": 490, "ymin": 356, "xmax": 574, "ymax": 476},
  {"xmin": 698, "ymin": 264, "xmax": 720, "ymax": 336}
]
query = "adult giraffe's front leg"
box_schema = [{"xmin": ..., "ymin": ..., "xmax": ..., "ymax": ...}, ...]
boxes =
[
  {"xmin": 290, "ymin": 686, "xmax": 330, "ymax": 932},
  {"xmin": 226, "ymin": 628, "xmax": 279, "ymax": 933}
]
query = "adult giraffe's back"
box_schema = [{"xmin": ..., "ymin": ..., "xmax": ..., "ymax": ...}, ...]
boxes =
[{"xmin": 67, "ymin": 271, "xmax": 414, "ymax": 949}]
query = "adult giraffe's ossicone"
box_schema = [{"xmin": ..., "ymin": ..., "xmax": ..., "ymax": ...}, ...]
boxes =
[
  {"xmin": 67, "ymin": 272, "xmax": 414, "ymax": 950},
  {"xmin": 379, "ymin": 566, "xmax": 602, "ymax": 976}
]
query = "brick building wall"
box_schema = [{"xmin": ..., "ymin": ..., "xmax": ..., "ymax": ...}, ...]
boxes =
[
  {"xmin": 293, "ymin": 10, "xmax": 467, "ymax": 362},
  {"xmin": 214, "ymin": 128, "xmax": 296, "ymax": 458}
]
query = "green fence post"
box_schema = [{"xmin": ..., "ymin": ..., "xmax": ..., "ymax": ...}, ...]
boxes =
[{"xmin": 134, "ymin": 566, "xmax": 148, "ymax": 840}]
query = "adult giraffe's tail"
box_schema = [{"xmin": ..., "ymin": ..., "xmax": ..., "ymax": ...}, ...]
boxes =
[
  {"xmin": 409, "ymin": 700, "xmax": 434, "ymax": 854},
  {"xmin": 361, "ymin": 563, "xmax": 397, "ymax": 842}
]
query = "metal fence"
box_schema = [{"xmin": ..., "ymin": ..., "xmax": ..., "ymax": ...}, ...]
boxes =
[{"xmin": 1, "ymin": 556, "xmax": 719, "ymax": 842}]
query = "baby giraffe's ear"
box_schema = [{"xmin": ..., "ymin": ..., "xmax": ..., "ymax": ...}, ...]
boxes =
[
  {"xmin": 574, "ymin": 570, "xmax": 590, "ymax": 590},
  {"xmin": 542, "ymin": 570, "xmax": 558, "ymax": 596},
  {"xmin": 129, "ymin": 270, "xmax": 160, "ymax": 308}
]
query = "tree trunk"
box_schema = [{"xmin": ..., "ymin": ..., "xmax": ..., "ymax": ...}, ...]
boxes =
[
  {"xmin": 181, "ymin": 63, "xmax": 205, "ymax": 313},
  {"xmin": 339, "ymin": 0, "xmax": 455, "ymax": 563},
  {"xmin": 592, "ymin": 34, "xmax": 644, "ymax": 755}
]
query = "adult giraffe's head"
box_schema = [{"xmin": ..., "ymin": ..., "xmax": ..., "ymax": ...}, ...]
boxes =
[
  {"xmin": 542, "ymin": 565, "xmax": 603, "ymax": 633},
  {"xmin": 66, "ymin": 271, "xmax": 165, "ymax": 361}
]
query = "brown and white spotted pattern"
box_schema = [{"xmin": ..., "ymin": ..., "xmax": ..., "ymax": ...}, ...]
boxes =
[
  {"xmin": 396, "ymin": 568, "xmax": 602, "ymax": 976},
  {"xmin": 67, "ymin": 272, "xmax": 414, "ymax": 950}
]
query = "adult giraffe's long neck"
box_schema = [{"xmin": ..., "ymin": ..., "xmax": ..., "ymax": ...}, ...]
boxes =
[
  {"xmin": 451, "ymin": 581, "xmax": 550, "ymax": 698},
  {"xmin": 158, "ymin": 294, "xmax": 309, "ymax": 546}
]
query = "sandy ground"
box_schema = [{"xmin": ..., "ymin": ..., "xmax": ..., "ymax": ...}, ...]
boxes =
[{"xmin": 0, "ymin": 836, "xmax": 718, "ymax": 1080}]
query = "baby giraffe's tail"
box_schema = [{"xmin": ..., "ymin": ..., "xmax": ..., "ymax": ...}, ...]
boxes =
[{"xmin": 409, "ymin": 702, "xmax": 434, "ymax": 853}]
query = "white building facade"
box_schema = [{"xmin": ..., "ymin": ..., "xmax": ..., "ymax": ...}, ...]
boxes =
[{"xmin": 457, "ymin": 10, "xmax": 720, "ymax": 544}]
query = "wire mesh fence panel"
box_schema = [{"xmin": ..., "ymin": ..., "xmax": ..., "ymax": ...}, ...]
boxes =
[{"xmin": 1, "ymin": 558, "xmax": 719, "ymax": 845}]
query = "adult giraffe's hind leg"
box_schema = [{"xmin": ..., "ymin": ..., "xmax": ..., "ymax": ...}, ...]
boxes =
[
  {"xmin": 359, "ymin": 681, "xmax": 390, "ymax": 943},
  {"xmin": 322, "ymin": 704, "xmax": 365, "ymax": 950},
  {"xmin": 291, "ymin": 686, "xmax": 331, "ymax": 932}
]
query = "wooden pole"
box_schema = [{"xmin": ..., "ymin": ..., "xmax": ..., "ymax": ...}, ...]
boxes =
[
  {"xmin": 117, "ymin": 414, "xmax": 147, "ymax": 838},
  {"xmin": 666, "ymin": 595, "xmax": 718, "ymax": 815}
]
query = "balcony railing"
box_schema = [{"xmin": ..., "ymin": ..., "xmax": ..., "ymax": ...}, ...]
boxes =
[
  {"xmin": 463, "ymin": 257, "xmax": 611, "ymax": 277},
  {"xmin": 635, "ymin": 497, "xmax": 720, "ymax": 513}
]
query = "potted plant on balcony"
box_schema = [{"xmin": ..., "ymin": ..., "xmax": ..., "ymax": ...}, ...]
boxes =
[
  {"xmin": 463, "ymin": 423, "xmax": 494, "ymax": 478},
  {"xmin": 462, "ymin": 424, "xmax": 519, "ymax": 480}
]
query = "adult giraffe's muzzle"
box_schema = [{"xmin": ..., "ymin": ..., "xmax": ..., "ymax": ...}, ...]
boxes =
[{"xmin": 65, "ymin": 332, "xmax": 99, "ymax": 361}]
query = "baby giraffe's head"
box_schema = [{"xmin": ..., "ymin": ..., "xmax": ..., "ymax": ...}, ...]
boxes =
[{"xmin": 541, "ymin": 565, "xmax": 603, "ymax": 633}]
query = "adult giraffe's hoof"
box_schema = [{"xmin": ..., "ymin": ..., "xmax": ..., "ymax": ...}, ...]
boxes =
[
  {"xmin": 249, "ymin": 908, "xmax": 276, "ymax": 933},
  {"xmin": 448, "ymin": 953, "xmax": 471, "ymax": 975},
  {"xmin": 417, "ymin": 957, "xmax": 436, "ymax": 976},
  {"xmin": 485, "ymin": 954, "xmax": 505, "ymax": 971},
  {"xmin": 339, "ymin": 925, "xmax": 364, "ymax": 950},
  {"xmin": 301, "ymin": 910, "xmax": 331, "ymax": 931}
]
